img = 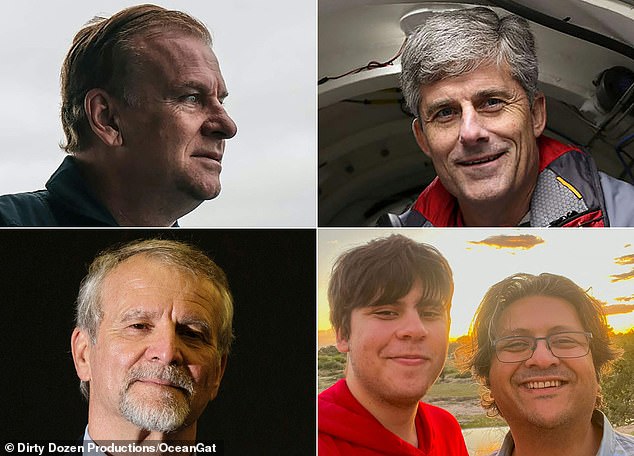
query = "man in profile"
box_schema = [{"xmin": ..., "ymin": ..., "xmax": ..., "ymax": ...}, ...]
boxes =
[
  {"xmin": 0, "ymin": 4, "xmax": 237, "ymax": 226},
  {"xmin": 71, "ymin": 239, "xmax": 233, "ymax": 445},
  {"xmin": 461, "ymin": 273, "xmax": 634, "ymax": 455},
  {"xmin": 379, "ymin": 7, "xmax": 634, "ymax": 227},
  {"xmin": 318, "ymin": 235, "xmax": 468, "ymax": 455}
]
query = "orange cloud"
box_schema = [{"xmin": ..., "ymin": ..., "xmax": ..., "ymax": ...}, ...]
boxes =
[
  {"xmin": 469, "ymin": 234, "xmax": 544, "ymax": 250},
  {"xmin": 603, "ymin": 304, "xmax": 634, "ymax": 316},
  {"xmin": 615, "ymin": 295, "xmax": 634, "ymax": 303},
  {"xmin": 610, "ymin": 268, "xmax": 634, "ymax": 283},
  {"xmin": 614, "ymin": 254, "xmax": 634, "ymax": 265}
]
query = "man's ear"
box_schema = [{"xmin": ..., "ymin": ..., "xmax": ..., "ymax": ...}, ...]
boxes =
[
  {"xmin": 412, "ymin": 118, "xmax": 432, "ymax": 158},
  {"xmin": 84, "ymin": 88, "xmax": 123, "ymax": 147},
  {"xmin": 531, "ymin": 92, "xmax": 547, "ymax": 138},
  {"xmin": 335, "ymin": 328, "xmax": 350, "ymax": 353},
  {"xmin": 71, "ymin": 327, "xmax": 92, "ymax": 382}
]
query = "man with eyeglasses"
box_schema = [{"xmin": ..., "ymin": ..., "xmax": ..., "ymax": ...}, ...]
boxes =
[{"xmin": 460, "ymin": 272, "xmax": 634, "ymax": 456}]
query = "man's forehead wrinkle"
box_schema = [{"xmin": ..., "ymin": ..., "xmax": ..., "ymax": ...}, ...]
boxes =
[
  {"xmin": 495, "ymin": 301, "xmax": 586, "ymax": 336},
  {"xmin": 105, "ymin": 273, "xmax": 187, "ymax": 294},
  {"xmin": 131, "ymin": 33, "xmax": 218, "ymax": 80},
  {"xmin": 101, "ymin": 261, "xmax": 217, "ymax": 318},
  {"xmin": 112, "ymin": 300, "xmax": 215, "ymax": 328},
  {"xmin": 425, "ymin": 86, "xmax": 514, "ymax": 106},
  {"xmin": 422, "ymin": 63, "xmax": 519, "ymax": 99}
]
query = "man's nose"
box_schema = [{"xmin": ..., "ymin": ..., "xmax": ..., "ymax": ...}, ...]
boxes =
[
  {"xmin": 395, "ymin": 309, "xmax": 429, "ymax": 340},
  {"xmin": 202, "ymin": 104, "xmax": 237, "ymax": 139},
  {"xmin": 459, "ymin": 106, "xmax": 489, "ymax": 146},
  {"xmin": 524, "ymin": 339, "xmax": 560, "ymax": 368},
  {"xmin": 145, "ymin": 327, "xmax": 184, "ymax": 365}
]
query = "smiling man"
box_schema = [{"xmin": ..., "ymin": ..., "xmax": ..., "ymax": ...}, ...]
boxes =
[
  {"xmin": 461, "ymin": 273, "xmax": 634, "ymax": 455},
  {"xmin": 318, "ymin": 235, "xmax": 468, "ymax": 455},
  {"xmin": 379, "ymin": 7, "xmax": 634, "ymax": 227},
  {"xmin": 0, "ymin": 4, "xmax": 237, "ymax": 226},
  {"xmin": 71, "ymin": 239, "xmax": 233, "ymax": 448}
]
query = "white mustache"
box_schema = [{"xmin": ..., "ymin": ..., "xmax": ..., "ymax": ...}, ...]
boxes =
[{"xmin": 125, "ymin": 364, "xmax": 195, "ymax": 397}]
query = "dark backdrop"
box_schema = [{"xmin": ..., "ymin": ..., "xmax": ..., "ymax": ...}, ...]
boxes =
[{"xmin": 0, "ymin": 229, "xmax": 315, "ymax": 455}]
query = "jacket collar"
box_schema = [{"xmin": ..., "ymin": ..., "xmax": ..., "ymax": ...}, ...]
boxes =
[
  {"xmin": 45, "ymin": 156, "xmax": 119, "ymax": 226},
  {"xmin": 411, "ymin": 136, "xmax": 577, "ymax": 227}
]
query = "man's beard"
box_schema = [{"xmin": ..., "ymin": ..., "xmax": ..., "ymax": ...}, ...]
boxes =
[{"xmin": 119, "ymin": 364, "xmax": 195, "ymax": 433}]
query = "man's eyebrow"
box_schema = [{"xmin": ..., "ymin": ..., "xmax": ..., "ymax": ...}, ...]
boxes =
[
  {"xmin": 416, "ymin": 299, "xmax": 445, "ymax": 308},
  {"xmin": 423, "ymin": 98, "xmax": 454, "ymax": 118},
  {"xmin": 119, "ymin": 309, "xmax": 160, "ymax": 323},
  {"xmin": 367, "ymin": 297, "xmax": 444, "ymax": 308},
  {"xmin": 174, "ymin": 80, "xmax": 229, "ymax": 99},
  {"xmin": 471, "ymin": 88, "xmax": 515, "ymax": 101},
  {"xmin": 496, "ymin": 324, "xmax": 582, "ymax": 337},
  {"xmin": 495, "ymin": 327, "xmax": 531, "ymax": 337},
  {"xmin": 179, "ymin": 317, "xmax": 211, "ymax": 332},
  {"xmin": 174, "ymin": 80, "xmax": 205, "ymax": 90},
  {"xmin": 368, "ymin": 300, "xmax": 401, "ymax": 308},
  {"xmin": 422, "ymin": 88, "xmax": 516, "ymax": 118}
]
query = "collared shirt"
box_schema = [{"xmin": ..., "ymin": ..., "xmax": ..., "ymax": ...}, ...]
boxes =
[
  {"xmin": 82, "ymin": 427, "xmax": 106, "ymax": 456},
  {"xmin": 80, "ymin": 427, "xmax": 198, "ymax": 456},
  {"xmin": 493, "ymin": 410, "xmax": 634, "ymax": 455}
]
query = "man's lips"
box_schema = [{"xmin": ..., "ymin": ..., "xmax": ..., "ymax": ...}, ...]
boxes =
[
  {"xmin": 386, "ymin": 354, "xmax": 430, "ymax": 366},
  {"xmin": 456, "ymin": 151, "xmax": 506, "ymax": 166},
  {"xmin": 519, "ymin": 378, "xmax": 568, "ymax": 391},
  {"xmin": 135, "ymin": 378, "xmax": 188, "ymax": 393},
  {"xmin": 191, "ymin": 151, "xmax": 223, "ymax": 163}
]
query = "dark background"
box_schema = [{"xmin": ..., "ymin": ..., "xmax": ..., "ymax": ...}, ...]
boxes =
[{"xmin": 0, "ymin": 229, "xmax": 315, "ymax": 455}]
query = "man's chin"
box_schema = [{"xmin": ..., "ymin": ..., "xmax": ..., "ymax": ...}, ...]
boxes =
[
  {"xmin": 204, "ymin": 186, "xmax": 221, "ymax": 200},
  {"xmin": 121, "ymin": 400, "xmax": 190, "ymax": 433},
  {"xmin": 526, "ymin": 410, "xmax": 572, "ymax": 429},
  {"xmin": 458, "ymin": 183, "xmax": 510, "ymax": 205},
  {"xmin": 120, "ymin": 388, "xmax": 192, "ymax": 433},
  {"xmin": 182, "ymin": 180, "xmax": 221, "ymax": 202}
]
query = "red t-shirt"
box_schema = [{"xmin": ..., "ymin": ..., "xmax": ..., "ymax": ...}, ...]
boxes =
[{"xmin": 319, "ymin": 379, "xmax": 469, "ymax": 456}]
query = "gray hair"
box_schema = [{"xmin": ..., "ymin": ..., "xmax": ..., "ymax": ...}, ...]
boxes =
[
  {"xmin": 400, "ymin": 7, "xmax": 539, "ymax": 118},
  {"xmin": 75, "ymin": 238, "xmax": 234, "ymax": 400}
]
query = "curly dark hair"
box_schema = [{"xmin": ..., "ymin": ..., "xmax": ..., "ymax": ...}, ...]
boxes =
[{"xmin": 457, "ymin": 272, "xmax": 622, "ymax": 415}]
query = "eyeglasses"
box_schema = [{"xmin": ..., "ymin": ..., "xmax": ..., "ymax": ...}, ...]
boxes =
[{"xmin": 492, "ymin": 331, "xmax": 592, "ymax": 363}]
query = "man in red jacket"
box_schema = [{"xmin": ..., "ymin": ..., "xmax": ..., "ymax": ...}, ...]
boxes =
[
  {"xmin": 318, "ymin": 235, "xmax": 469, "ymax": 455},
  {"xmin": 379, "ymin": 7, "xmax": 634, "ymax": 227}
]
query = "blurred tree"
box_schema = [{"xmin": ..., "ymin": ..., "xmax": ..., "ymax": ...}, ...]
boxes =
[{"xmin": 602, "ymin": 330, "xmax": 634, "ymax": 426}]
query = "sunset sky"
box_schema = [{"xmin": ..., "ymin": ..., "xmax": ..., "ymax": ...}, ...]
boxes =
[{"xmin": 318, "ymin": 229, "xmax": 634, "ymax": 346}]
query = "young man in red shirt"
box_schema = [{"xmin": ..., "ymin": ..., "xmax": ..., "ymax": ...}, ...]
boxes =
[{"xmin": 319, "ymin": 234, "xmax": 469, "ymax": 455}]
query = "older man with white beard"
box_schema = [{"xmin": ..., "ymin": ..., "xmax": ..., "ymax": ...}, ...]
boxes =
[{"xmin": 70, "ymin": 239, "xmax": 233, "ymax": 453}]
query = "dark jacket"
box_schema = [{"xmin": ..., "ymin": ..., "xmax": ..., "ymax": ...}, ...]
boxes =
[
  {"xmin": 378, "ymin": 136, "xmax": 634, "ymax": 227},
  {"xmin": 0, "ymin": 156, "xmax": 119, "ymax": 226}
]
